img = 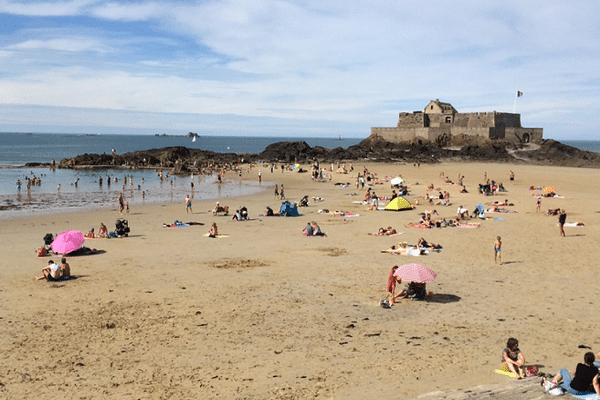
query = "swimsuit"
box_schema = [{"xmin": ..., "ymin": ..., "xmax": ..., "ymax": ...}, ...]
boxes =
[{"xmin": 495, "ymin": 248, "xmax": 501, "ymax": 253}]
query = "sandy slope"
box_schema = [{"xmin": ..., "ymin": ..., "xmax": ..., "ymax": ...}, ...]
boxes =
[{"xmin": 1, "ymin": 161, "xmax": 599, "ymax": 400}]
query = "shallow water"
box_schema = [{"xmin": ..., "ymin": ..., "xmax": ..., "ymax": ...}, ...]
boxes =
[{"xmin": 0, "ymin": 168, "xmax": 267, "ymax": 220}]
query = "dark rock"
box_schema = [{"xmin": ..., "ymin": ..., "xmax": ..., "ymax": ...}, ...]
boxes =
[{"xmin": 53, "ymin": 136, "xmax": 600, "ymax": 173}]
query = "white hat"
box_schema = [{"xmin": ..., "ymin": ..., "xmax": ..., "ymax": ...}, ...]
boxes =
[{"xmin": 216, "ymin": 201, "xmax": 220, "ymax": 204}]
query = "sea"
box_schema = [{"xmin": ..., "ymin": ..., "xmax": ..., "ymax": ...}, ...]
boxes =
[
  {"xmin": 1, "ymin": 132, "xmax": 598, "ymax": 220},
  {"xmin": 0, "ymin": 132, "xmax": 365, "ymax": 219}
]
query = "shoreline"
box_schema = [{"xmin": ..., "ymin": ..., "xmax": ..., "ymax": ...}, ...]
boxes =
[{"xmin": 2, "ymin": 160, "xmax": 599, "ymax": 399}]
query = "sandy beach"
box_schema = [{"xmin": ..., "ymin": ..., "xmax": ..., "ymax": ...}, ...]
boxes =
[{"xmin": 2, "ymin": 161, "xmax": 600, "ymax": 400}]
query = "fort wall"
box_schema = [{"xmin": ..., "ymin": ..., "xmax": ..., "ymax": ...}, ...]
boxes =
[
  {"xmin": 372, "ymin": 100, "xmax": 542, "ymax": 144},
  {"xmin": 396, "ymin": 112, "xmax": 425, "ymax": 128}
]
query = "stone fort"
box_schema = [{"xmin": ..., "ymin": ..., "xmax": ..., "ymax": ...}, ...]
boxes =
[{"xmin": 371, "ymin": 99, "xmax": 543, "ymax": 144}]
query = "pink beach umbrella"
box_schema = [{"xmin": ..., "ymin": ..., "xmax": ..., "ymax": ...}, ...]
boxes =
[
  {"xmin": 393, "ymin": 263, "xmax": 437, "ymax": 283},
  {"xmin": 51, "ymin": 230, "xmax": 85, "ymax": 255}
]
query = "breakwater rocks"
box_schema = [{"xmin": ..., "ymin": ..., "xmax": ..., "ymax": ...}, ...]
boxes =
[{"xmin": 49, "ymin": 136, "xmax": 600, "ymax": 174}]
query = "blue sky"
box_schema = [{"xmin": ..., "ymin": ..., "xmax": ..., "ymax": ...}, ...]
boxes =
[{"xmin": 1, "ymin": 1, "xmax": 599, "ymax": 139}]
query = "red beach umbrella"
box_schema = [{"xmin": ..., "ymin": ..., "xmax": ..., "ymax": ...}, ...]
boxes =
[
  {"xmin": 393, "ymin": 263, "xmax": 437, "ymax": 283},
  {"xmin": 51, "ymin": 230, "xmax": 85, "ymax": 255}
]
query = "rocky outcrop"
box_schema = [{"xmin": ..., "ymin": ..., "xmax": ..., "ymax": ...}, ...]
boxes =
[{"xmin": 52, "ymin": 137, "xmax": 600, "ymax": 175}]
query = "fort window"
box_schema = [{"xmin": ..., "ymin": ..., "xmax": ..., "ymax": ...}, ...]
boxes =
[{"xmin": 445, "ymin": 117, "xmax": 451, "ymax": 123}]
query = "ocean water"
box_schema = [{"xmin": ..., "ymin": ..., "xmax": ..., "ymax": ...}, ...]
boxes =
[
  {"xmin": 0, "ymin": 132, "xmax": 364, "ymax": 219},
  {"xmin": 0, "ymin": 132, "xmax": 597, "ymax": 220}
]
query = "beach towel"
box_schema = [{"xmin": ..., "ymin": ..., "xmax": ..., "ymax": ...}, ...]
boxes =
[
  {"xmin": 163, "ymin": 221, "xmax": 204, "ymax": 228},
  {"xmin": 368, "ymin": 232, "xmax": 404, "ymax": 236},
  {"xmin": 405, "ymin": 223, "xmax": 432, "ymax": 230},
  {"xmin": 455, "ymin": 223, "xmax": 480, "ymax": 228},
  {"xmin": 486, "ymin": 209, "xmax": 518, "ymax": 214},
  {"xmin": 318, "ymin": 210, "xmax": 359, "ymax": 217},
  {"xmin": 563, "ymin": 222, "xmax": 585, "ymax": 227},
  {"xmin": 203, "ymin": 233, "xmax": 229, "ymax": 238},
  {"xmin": 564, "ymin": 392, "xmax": 599, "ymax": 399},
  {"xmin": 494, "ymin": 369, "xmax": 517, "ymax": 378}
]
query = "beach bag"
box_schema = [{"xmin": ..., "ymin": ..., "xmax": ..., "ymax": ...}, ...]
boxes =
[
  {"xmin": 526, "ymin": 365, "xmax": 538, "ymax": 377},
  {"xmin": 37, "ymin": 247, "xmax": 47, "ymax": 257},
  {"xmin": 379, "ymin": 298, "xmax": 392, "ymax": 309},
  {"xmin": 108, "ymin": 231, "xmax": 117, "ymax": 238},
  {"xmin": 543, "ymin": 378, "xmax": 564, "ymax": 396}
]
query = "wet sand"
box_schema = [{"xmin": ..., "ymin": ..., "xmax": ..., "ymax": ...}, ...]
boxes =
[{"xmin": 2, "ymin": 161, "xmax": 599, "ymax": 399}]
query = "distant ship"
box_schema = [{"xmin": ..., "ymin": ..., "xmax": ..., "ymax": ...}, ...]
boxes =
[
  {"xmin": 192, "ymin": 136, "xmax": 196, "ymax": 142},
  {"xmin": 336, "ymin": 135, "xmax": 343, "ymax": 141}
]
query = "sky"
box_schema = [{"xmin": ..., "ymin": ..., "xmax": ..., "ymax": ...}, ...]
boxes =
[{"xmin": 0, "ymin": 1, "xmax": 599, "ymax": 139}]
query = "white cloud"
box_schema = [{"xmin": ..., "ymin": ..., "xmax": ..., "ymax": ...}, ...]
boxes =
[
  {"xmin": 90, "ymin": 1, "xmax": 166, "ymax": 21},
  {"xmin": 1, "ymin": 1, "xmax": 600, "ymax": 139},
  {"xmin": 8, "ymin": 38, "xmax": 109, "ymax": 53},
  {"xmin": 0, "ymin": 0, "xmax": 100, "ymax": 16}
]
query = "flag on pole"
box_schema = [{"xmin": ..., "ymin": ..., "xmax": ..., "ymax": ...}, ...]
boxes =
[{"xmin": 517, "ymin": 91, "xmax": 523, "ymax": 97}]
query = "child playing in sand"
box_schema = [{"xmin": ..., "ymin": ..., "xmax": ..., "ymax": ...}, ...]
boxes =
[{"xmin": 494, "ymin": 236, "xmax": 502, "ymax": 264}]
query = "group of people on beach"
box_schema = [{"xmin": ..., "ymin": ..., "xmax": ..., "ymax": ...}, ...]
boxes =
[
  {"xmin": 500, "ymin": 338, "xmax": 600, "ymax": 397},
  {"xmin": 36, "ymin": 259, "xmax": 70, "ymax": 281},
  {"xmin": 302, "ymin": 221, "xmax": 326, "ymax": 236}
]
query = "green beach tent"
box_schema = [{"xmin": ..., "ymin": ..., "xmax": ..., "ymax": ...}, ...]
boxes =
[{"xmin": 384, "ymin": 196, "xmax": 414, "ymax": 211}]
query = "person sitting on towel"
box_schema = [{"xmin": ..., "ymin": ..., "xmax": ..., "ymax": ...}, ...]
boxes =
[
  {"xmin": 550, "ymin": 352, "xmax": 600, "ymax": 396},
  {"xmin": 501, "ymin": 337, "xmax": 525, "ymax": 379}
]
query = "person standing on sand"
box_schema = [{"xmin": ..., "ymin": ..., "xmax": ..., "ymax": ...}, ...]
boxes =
[
  {"xmin": 279, "ymin": 184, "xmax": 285, "ymax": 199},
  {"xmin": 274, "ymin": 184, "xmax": 279, "ymax": 199},
  {"xmin": 258, "ymin": 170, "xmax": 262, "ymax": 183},
  {"xmin": 185, "ymin": 195, "xmax": 193, "ymax": 214},
  {"xmin": 494, "ymin": 236, "xmax": 502, "ymax": 264},
  {"xmin": 536, "ymin": 197, "xmax": 541, "ymax": 212},
  {"xmin": 118, "ymin": 192, "xmax": 125, "ymax": 215},
  {"xmin": 559, "ymin": 210, "xmax": 567, "ymax": 237}
]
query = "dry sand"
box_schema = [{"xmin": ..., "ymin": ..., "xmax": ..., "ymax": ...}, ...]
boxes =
[{"xmin": 2, "ymin": 161, "xmax": 599, "ymax": 400}]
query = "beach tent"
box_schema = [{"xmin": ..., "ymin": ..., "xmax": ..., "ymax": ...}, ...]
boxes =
[
  {"xmin": 384, "ymin": 196, "xmax": 413, "ymax": 211},
  {"xmin": 279, "ymin": 201, "xmax": 300, "ymax": 217}
]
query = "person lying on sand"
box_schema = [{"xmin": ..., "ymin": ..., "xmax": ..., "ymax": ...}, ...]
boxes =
[
  {"xmin": 84, "ymin": 228, "xmax": 96, "ymax": 238},
  {"xmin": 381, "ymin": 242, "xmax": 423, "ymax": 256},
  {"xmin": 417, "ymin": 237, "xmax": 442, "ymax": 250},
  {"xmin": 369, "ymin": 226, "xmax": 398, "ymax": 236}
]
